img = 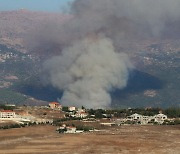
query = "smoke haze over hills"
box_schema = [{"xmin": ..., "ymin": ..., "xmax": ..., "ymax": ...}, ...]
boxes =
[
  {"xmin": 8, "ymin": 0, "xmax": 180, "ymax": 108},
  {"xmin": 28, "ymin": 0, "xmax": 180, "ymax": 108}
]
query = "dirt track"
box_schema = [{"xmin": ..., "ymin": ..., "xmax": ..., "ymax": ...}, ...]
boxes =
[{"xmin": 0, "ymin": 125, "xmax": 179, "ymax": 154}]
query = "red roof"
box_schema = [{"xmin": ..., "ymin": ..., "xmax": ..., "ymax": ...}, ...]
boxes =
[
  {"xmin": 1, "ymin": 110, "xmax": 14, "ymax": 113},
  {"xmin": 49, "ymin": 102, "xmax": 60, "ymax": 105}
]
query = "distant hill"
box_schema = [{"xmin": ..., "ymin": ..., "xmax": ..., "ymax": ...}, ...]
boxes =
[
  {"xmin": 0, "ymin": 9, "xmax": 69, "ymax": 53},
  {"xmin": 0, "ymin": 11, "xmax": 179, "ymax": 108}
]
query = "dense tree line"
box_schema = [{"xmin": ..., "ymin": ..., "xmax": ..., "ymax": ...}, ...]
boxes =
[
  {"xmin": 0, "ymin": 121, "xmax": 52, "ymax": 130},
  {"xmin": 164, "ymin": 108, "xmax": 180, "ymax": 118},
  {"xmin": 0, "ymin": 104, "xmax": 16, "ymax": 110},
  {"xmin": 0, "ymin": 89, "xmax": 27, "ymax": 105},
  {"xmin": 87, "ymin": 107, "xmax": 180, "ymax": 118}
]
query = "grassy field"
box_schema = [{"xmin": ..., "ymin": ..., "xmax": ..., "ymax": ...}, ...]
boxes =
[{"xmin": 0, "ymin": 125, "xmax": 179, "ymax": 154}]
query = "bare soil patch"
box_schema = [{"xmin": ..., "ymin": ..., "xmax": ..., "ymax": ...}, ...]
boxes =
[{"xmin": 0, "ymin": 125, "xmax": 179, "ymax": 154}]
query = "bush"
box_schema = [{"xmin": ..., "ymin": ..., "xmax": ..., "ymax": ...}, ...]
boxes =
[
  {"xmin": 174, "ymin": 119, "xmax": 180, "ymax": 125},
  {"xmin": 62, "ymin": 106, "xmax": 69, "ymax": 112},
  {"xmin": 76, "ymin": 125, "xmax": 94, "ymax": 131},
  {"xmin": 163, "ymin": 119, "xmax": 180, "ymax": 125},
  {"xmin": 165, "ymin": 108, "xmax": 180, "ymax": 118},
  {"xmin": 0, "ymin": 104, "xmax": 16, "ymax": 110}
]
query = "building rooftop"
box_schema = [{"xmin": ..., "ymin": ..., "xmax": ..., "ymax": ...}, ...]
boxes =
[
  {"xmin": 0, "ymin": 110, "xmax": 14, "ymax": 112},
  {"xmin": 49, "ymin": 102, "xmax": 60, "ymax": 105}
]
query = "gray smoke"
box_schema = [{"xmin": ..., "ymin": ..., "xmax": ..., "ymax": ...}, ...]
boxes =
[
  {"xmin": 44, "ymin": 35, "xmax": 132, "ymax": 108},
  {"xmin": 29, "ymin": 0, "xmax": 180, "ymax": 55},
  {"xmin": 70, "ymin": 0, "xmax": 180, "ymax": 37},
  {"xmin": 30, "ymin": 0, "xmax": 180, "ymax": 108}
]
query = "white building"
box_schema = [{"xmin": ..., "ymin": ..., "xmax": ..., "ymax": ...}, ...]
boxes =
[
  {"xmin": 154, "ymin": 114, "xmax": 167, "ymax": 124},
  {"xmin": 141, "ymin": 116, "xmax": 154, "ymax": 125},
  {"xmin": 128, "ymin": 113, "xmax": 143, "ymax": 121},
  {"xmin": 127, "ymin": 113, "xmax": 153, "ymax": 124},
  {"xmin": 76, "ymin": 112, "xmax": 88, "ymax": 118},
  {"xmin": 0, "ymin": 110, "xmax": 16, "ymax": 119},
  {"xmin": 68, "ymin": 106, "xmax": 76, "ymax": 111},
  {"xmin": 66, "ymin": 126, "xmax": 77, "ymax": 133},
  {"xmin": 127, "ymin": 113, "xmax": 168, "ymax": 125}
]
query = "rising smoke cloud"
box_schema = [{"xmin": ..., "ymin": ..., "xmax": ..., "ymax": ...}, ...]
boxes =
[
  {"xmin": 29, "ymin": 0, "xmax": 180, "ymax": 108},
  {"xmin": 44, "ymin": 35, "xmax": 132, "ymax": 108}
]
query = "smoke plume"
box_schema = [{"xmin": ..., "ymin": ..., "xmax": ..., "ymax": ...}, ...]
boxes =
[
  {"xmin": 28, "ymin": 0, "xmax": 180, "ymax": 108},
  {"xmin": 44, "ymin": 35, "xmax": 132, "ymax": 108}
]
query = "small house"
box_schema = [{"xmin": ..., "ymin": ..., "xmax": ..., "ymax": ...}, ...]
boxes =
[
  {"xmin": 154, "ymin": 113, "xmax": 167, "ymax": 124},
  {"xmin": 127, "ymin": 113, "xmax": 143, "ymax": 121},
  {"xmin": 49, "ymin": 102, "xmax": 62, "ymax": 110},
  {"xmin": 76, "ymin": 112, "xmax": 88, "ymax": 118},
  {"xmin": 68, "ymin": 106, "xmax": 76, "ymax": 111},
  {"xmin": 66, "ymin": 126, "xmax": 77, "ymax": 133}
]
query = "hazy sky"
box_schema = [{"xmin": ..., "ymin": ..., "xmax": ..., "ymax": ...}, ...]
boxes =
[{"xmin": 0, "ymin": 0, "xmax": 73, "ymax": 12}]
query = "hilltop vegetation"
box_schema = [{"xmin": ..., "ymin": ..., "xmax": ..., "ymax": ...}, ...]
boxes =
[
  {"xmin": 0, "ymin": 89, "xmax": 27, "ymax": 104},
  {"xmin": 0, "ymin": 44, "xmax": 36, "ymax": 104}
]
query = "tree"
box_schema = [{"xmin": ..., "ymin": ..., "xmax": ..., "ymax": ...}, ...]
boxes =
[
  {"xmin": 95, "ymin": 110, "xmax": 104, "ymax": 119},
  {"xmin": 82, "ymin": 106, "xmax": 85, "ymax": 110},
  {"xmin": 62, "ymin": 106, "xmax": 69, "ymax": 112},
  {"xmin": 88, "ymin": 109, "xmax": 95, "ymax": 115},
  {"xmin": 165, "ymin": 108, "xmax": 180, "ymax": 118}
]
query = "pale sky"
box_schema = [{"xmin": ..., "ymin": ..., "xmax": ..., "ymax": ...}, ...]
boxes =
[{"xmin": 0, "ymin": 0, "xmax": 73, "ymax": 12}]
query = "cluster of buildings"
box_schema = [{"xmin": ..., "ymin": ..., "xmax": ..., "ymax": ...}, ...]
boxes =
[
  {"xmin": 115, "ymin": 113, "xmax": 168, "ymax": 125},
  {"xmin": 0, "ymin": 108, "xmax": 52, "ymax": 124},
  {"xmin": 0, "ymin": 102, "xmax": 88, "ymax": 125},
  {"xmin": 69, "ymin": 108, "xmax": 88, "ymax": 118},
  {"xmin": 49, "ymin": 102, "xmax": 88, "ymax": 118},
  {"xmin": 0, "ymin": 52, "xmax": 17, "ymax": 63},
  {"xmin": 0, "ymin": 102, "xmax": 170, "ymax": 129},
  {"xmin": 0, "ymin": 51, "xmax": 34, "ymax": 63},
  {"xmin": 0, "ymin": 109, "xmax": 27, "ymax": 122}
]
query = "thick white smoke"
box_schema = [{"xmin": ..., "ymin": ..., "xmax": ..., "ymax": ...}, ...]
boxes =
[
  {"xmin": 28, "ymin": 0, "xmax": 180, "ymax": 108},
  {"xmin": 44, "ymin": 35, "xmax": 132, "ymax": 108}
]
